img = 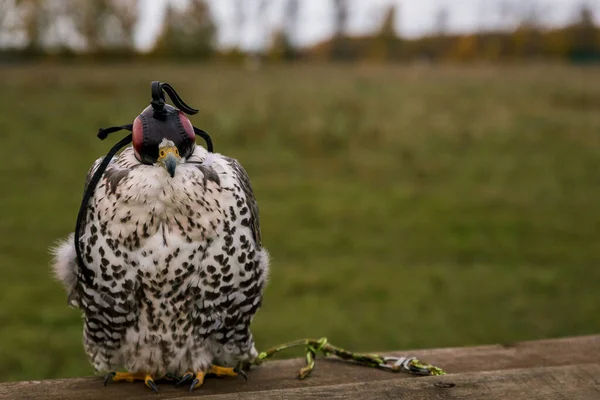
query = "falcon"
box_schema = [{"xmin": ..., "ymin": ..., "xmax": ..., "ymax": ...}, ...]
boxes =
[{"xmin": 51, "ymin": 82, "xmax": 269, "ymax": 392}]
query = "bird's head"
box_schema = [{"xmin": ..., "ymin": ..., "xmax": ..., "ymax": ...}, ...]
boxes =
[
  {"xmin": 132, "ymin": 102, "xmax": 195, "ymax": 167},
  {"xmin": 156, "ymin": 138, "xmax": 182, "ymax": 178}
]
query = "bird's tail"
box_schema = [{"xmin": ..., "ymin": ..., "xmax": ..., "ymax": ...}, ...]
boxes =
[{"xmin": 50, "ymin": 233, "xmax": 79, "ymax": 304}]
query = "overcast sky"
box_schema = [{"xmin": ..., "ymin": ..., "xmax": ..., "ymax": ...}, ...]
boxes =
[{"xmin": 138, "ymin": 0, "xmax": 600, "ymax": 51}]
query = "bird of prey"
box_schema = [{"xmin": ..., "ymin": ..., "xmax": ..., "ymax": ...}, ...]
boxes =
[{"xmin": 51, "ymin": 82, "xmax": 269, "ymax": 392}]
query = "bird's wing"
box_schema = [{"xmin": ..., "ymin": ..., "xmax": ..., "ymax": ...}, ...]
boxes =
[
  {"xmin": 221, "ymin": 156, "xmax": 262, "ymax": 248},
  {"xmin": 54, "ymin": 147, "xmax": 142, "ymax": 304},
  {"xmin": 78, "ymin": 147, "xmax": 142, "ymax": 283},
  {"xmin": 75, "ymin": 148, "xmax": 143, "ymax": 370},
  {"xmin": 191, "ymin": 153, "xmax": 268, "ymax": 361}
]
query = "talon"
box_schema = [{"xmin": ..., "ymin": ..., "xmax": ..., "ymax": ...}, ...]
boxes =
[
  {"xmin": 189, "ymin": 378, "xmax": 199, "ymax": 393},
  {"xmin": 188, "ymin": 371, "xmax": 206, "ymax": 392},
  {"xmin": 176, "ymin": 372, "xmax": 194, "ymax": 387},
  {"xmin": 104, "ymin": 372, "xmax": 116, "ymax": 386},
  {"xmin": 145, "ymin": 375, "xmax": 159, "ymax": 393},
  {"xmin": 234, "ymin": 367, "xmax": 248, "ymax": 382}
]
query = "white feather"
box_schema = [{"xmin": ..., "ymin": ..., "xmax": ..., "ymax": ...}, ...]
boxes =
[{"xmin": 50, "ymin": 233, "xmax": 77, "ymax": 293}]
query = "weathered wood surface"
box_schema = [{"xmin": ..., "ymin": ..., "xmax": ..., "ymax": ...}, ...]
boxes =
[{"xmin": 1, "ymin": 334, "xmax": 598, "ymax": 400}]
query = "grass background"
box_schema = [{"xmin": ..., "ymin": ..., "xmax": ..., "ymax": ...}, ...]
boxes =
[{"xmin": 0, "ymin": 63, "xmax": 599, "ymax": 382}]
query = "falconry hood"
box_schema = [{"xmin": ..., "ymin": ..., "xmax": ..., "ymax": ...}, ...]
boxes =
[
  {"xmin": 96, "ymin": 81, "xmax": 214, "ymax": 160},
  {"xmin": 132, "ymin": 82, "xmax": 208, "ymax": 164},
  {"xmin": 74, "ymin": 81, "xmax": 214, "ymax": 283}
]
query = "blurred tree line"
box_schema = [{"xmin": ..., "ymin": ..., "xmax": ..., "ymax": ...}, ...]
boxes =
[
  {"xmin": 303, "ymin": 2, "xmax": 600, "ymax": 63},
  {"xmin": 0, "ymin": 0, "xmax": 214, "ymax": 60},
  {"xmin": 0, "ymin": 0, "xmax": 599, "ymax": 63}
]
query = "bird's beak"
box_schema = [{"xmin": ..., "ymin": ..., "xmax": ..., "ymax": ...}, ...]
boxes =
[{"xmin": 163, "ymin": 152, "xmax": 179, "ymax": 178}]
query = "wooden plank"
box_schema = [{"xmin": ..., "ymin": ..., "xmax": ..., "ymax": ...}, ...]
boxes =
[
  {"xmin": 5, "ymin": 363, "xmax": 600, "ymax": 400},
  {"xmin": 1, "ymin": 334, "xmax": 598, "ymax": 400},
  {"xmin": 195, "ymin": 363, "xmax": 600, "ymax": 400}
]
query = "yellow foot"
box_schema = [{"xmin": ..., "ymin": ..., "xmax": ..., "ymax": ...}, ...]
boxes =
[
  {"xmin": 177, "ymin": 365, "xmax": 241, "ymax": 392},
  {"xmin": 104, "ymin": 372, "xmax": 159, "ymax": 393},
  {"xmin": 208, "ymin": 365, "xmax": 238, "ymax": 378}
]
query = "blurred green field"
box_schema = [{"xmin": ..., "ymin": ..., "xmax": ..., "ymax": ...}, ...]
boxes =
[{"xmin": 0, "ymin": 63, "xmax": 599, "ymax": 382}]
